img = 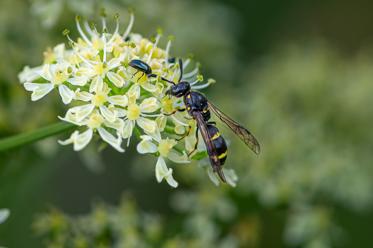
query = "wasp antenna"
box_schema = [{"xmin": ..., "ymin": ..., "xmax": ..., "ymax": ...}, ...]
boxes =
[{"xmin": 178, "ymin": 58, "xmax": 184, "ymax": 82}]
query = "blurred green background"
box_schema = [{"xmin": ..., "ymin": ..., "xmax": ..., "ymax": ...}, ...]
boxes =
[{"xmin": 1, "ymin": 0, "xmax": 373, "ymax": 247}]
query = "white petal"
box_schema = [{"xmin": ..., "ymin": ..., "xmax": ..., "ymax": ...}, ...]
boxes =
[
  {"xmin": 156, "ymin": 116, "xmax": 167, "ymax": 131},
  {"xmin": 185, "ymin": 133, "xmax": 197, "ymax": 152},
  {"xmin": 0, "ymin": 209, "xmax": 10, "ymax": 224},
  {"xmin": 137, "ymin": 117, "xmax": 157, "ymax": 134},
  {"xmin": 223, "ymin": 168, "xmax": 238, "ymax": 187},
  {"xmin": 24, "ymin": 82, "xmax": 54, "ymax": 101},
  {"xmin": 207, "ymin": 167, "xmax": 220, "ymax": 186},
  {"xmin": 68, "ymin": 76, "xmax": 89, "ymax": 86},
  {"xmin": 137, "ymin": 139, "xmax": 157, "ymax": 154},
  {"xmin": 127, "ymin": 84, "xmax": 140, "ymax": 100},
  {"xmin": 24, "ymin": 82, "xmax": 41, "ymax": 91},
  {"xmin": 97, "ymin": 127, "xmax": 124, "ymax": 152},
  {"xmin": 74, "ymin": 129, "xmax": 93, "ymax": 151},
  {"xmin": 89, "ymin": 76, "xmax": 104, "ymax": 92},
  {"xmin": 18, "ymin": 66, "xmax": 43, "ymax": 83},
  {"xmin": 39, "ymin": 64, "xmax": 52, "ymax": 81},
  {"xmin": 58, "ymin": 130, "xmax": 78, "ymax": 145},
  {"xmin": 155, "ymin": 157, "xmax": 170, "ymax": 182},
  {"xmin": 58, "ymin": 129, "xmax": 93, "ymax": 151},
  {"xmin": 108, "ymin": 95, "xmax": 128, "ymax": 107},
  {"xmin": 122, "ymin": 120, "xmax": 134, "ymax": 139},
  {"xmin": 168, "ymin": 150, "xmax": 190, "ymax": 164},
  {"xmin": 53, "ymin": 43, "xmax": 65, "ymax": 60},
  {"xmin": 174, "ymin": 125, "xmax": 185, "ymax": 135},
  {"xmin": 74, "ymin": 90, "xmax": 93, "ymax": 102},
  {"xmin": 148, "ymin": 129, "xmax": 162, "ymax": 143},
  {"xmin": 58, "ymin": 85, "xmax": 74, "ymax": 104},
  {"xmin": 107, "ymin": 71, "xmax": 125, "ymax": 88},
  {"xmin": 99, "ymin": 105, "xmax": 116, "ymax": 123},
  {"xmin": 104, "ymin": 118, "xmax": 124, "ymax": 133},
  {"xmin": 67, "ymin": 104, "xmax": 95, "ymax": 122},
  {"xmin": 165, "ymin": 170, "xmax": 178, "ymax": 188},
  {"xmin": 107, "ymin": 57, "xmax": 121, "ymax": 70},
  {"xmin": 155, "ymin": 157, "xmax": 178, "ymax": 188},
  {"xmin": 116, "ymin": 108, "xmax": 127, "ymax": 118},
  {"xmin": 141, "ymin": 81, "xmax": 157, "ymax": 92},
  {"xmin": 140, "ymin": 97, "xmax": 160, "ymax": 113}
]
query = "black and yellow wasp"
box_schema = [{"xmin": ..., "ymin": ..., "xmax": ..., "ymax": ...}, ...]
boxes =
[{"xmin": 129, "ymin": 59, "xmax": 260, "ymax": 182}]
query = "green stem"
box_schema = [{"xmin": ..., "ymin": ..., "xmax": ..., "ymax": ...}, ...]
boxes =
[{"xmin": 0, "ymin": 122, "xmax": 75, "ymax": 152}]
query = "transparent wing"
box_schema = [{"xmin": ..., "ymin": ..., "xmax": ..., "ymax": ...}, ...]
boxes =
[
  {"xmin": 208, "ymin": 102, "xmax": 260, "ymax": 154},
  {"xmin": 193, "ymin": 111, "xmax": 226, "ymax": 182}
]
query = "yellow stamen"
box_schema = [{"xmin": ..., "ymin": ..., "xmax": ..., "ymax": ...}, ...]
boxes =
[
  {"xmin": 87, "ymin": 113, "xmax": 104, "ymax": 129},
  {"xmin": 158, "ymin": 139, "xmax": 177, "ymax": 157},
  {"xmin": 127, "ymin": 104, "xmax": 141, "ymax": 120},
  {"xmin": 92, "ymin": 92, "xmax": 107, "ymax": 106}
]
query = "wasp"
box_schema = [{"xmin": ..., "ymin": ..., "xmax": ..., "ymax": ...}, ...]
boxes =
[{"xmin": 129, "ymin": 59, "xmax": 260, "ymax": 182}]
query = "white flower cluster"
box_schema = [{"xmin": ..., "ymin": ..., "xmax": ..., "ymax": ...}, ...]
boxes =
[{"xmin": 19, "ymin": 13, "xmax": 233, "ymax": 187}]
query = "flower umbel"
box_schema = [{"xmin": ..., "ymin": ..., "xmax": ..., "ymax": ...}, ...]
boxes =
[{"xmin": 19, "ymin": 12, "xmax": 233, "ymax": 187}]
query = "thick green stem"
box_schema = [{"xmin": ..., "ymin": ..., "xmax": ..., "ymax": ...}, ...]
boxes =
[{"xmin": 0, "ymin": 122, "xmax": 75, "ymax": 152}]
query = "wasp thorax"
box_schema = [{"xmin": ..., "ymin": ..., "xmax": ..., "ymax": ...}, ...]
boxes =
[{"xmin": 169, "ymin": 81, "xmax": 191, "ymax": 97}]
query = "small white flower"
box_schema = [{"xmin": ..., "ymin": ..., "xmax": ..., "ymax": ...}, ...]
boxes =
[
  {"xmin": 122, "ymin": 95, "xmax": 160, "ymax": 145},
  {"xmin": 137, "ymin": 135, "xmax": 189, "ymax": 187},
  {"xmin": 59, "ymin": 110, "xmax": 124, "ymax": 152},
  {"xmin": 24, "ymin": 63, "xmax": 74, "ymax": 104},
  {"xmin": 72, "ymin": 83, "xmax": 128, "ymax": 123}
]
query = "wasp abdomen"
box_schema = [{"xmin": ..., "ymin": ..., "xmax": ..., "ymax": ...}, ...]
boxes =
[{"xmin": 207, "ymin": 124, "xmax": 228, "ymax": 165}]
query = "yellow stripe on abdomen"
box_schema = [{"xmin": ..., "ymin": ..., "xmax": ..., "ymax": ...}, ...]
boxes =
[
  {"xmin": 218, "ymin": 151, "xmax": 227, "ymax": 159},
  {"xmin": 211, "ymin": 132, "xmax": 221, "ymax": 141}
]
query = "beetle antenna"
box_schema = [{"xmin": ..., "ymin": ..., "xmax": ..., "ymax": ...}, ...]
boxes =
[{"xmin": 178, "ymin": 58, "xmax": 183, "ymax": 82}]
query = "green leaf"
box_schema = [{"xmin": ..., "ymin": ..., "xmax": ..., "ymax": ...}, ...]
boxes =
[{"xmin": 191, "ymin": 151, "xmax": 208, "ymax": 160}]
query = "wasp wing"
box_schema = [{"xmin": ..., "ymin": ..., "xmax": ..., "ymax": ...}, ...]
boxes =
[
  {"xmin": 192, "ymin": 111, "xmax": 226, "ymax": 182},
  {"xmin": 208, "ymin": 102, "xmax": 260, "ymax": 154}
]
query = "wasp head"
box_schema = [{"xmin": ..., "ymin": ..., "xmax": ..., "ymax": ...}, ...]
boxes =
[{"xmin": 167, "ymin": 81, "xmax": 191, "ymax": 97}]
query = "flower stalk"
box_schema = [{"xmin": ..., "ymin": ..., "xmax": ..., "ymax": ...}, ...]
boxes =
[{"xmin": 0, "ymin": 122, "xmax": 74, "ymax": 152}]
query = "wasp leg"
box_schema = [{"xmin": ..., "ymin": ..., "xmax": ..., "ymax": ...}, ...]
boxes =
[
  {"xmin": 163, "ymin": 108, "xmax": 186, "ymax": 116},
  {"xmin": 187, "ymin": 126, "xmax": 199, "ymax": 156},
  {"xmin": 207, "ymin": 121, "xmax": 216, "ymax": 125},
  {"xmin": 176, "ymin": 124, "xmax": 192, "ymax": 141}
]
